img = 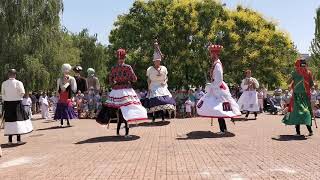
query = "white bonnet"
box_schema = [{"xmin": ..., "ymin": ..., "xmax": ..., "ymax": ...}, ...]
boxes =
[{"xmin": 61, "ymin": 63, "xmax": 72, "ymax": 73}]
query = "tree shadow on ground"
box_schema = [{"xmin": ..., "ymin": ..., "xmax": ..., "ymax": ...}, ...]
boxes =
[
  {"xmin": 176, "ymin": 131, "xmax": 235, "ymax": 140},
  {"xmin": 1, "ymin": 142, "xmax": 27, "ymax": 148},
  {"xmin": 75, "ymin": 135, "xmax": 140, "ymax": 144},
  {"xmin": 37, "ymin": 126, "xmax": 73, "ymax": 131},
  {"xmin": 136, "ymin": 120, "xmax": 170, "ymax": 127},
  {"xmin": 271, "ymin": 135, "xmax": 308, "ymax": 141}
]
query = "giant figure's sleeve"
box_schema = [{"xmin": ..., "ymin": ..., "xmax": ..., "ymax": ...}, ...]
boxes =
[
  {"xmin": 128, "ymin": 66, "xmax": 137, "ymax": 82},
  {"xmin": 57, "ymin": 78, "xmax": 62, "ymax": 92},
  {"xmin": 163, "ymin": 66, "xmax": 168, "ymax": 82},
  {"xmin": 17, "ymin": 81, "xmax": 25, "ymax": 97},
  {"xmin": 241, "ymin": 79, "xmax": 248, "ymax": 90},
  {"xmin": 70, "ymin": 77, "xmax": 77, "ymax": 93},
  {"xmin": 253, "ymin": 78, "xmax": 259, "ymax": 89},
  {"xmin": 96, "ymin": 77, "xmax": 100, "ymax": 91},
  {"xmin": 212, "ymin": 63, "xmax": 223, "ymax": 88}
]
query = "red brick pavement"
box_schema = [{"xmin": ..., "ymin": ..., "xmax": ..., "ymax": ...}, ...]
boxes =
[{"xmin": 1, "ymin": 113, "xmax": 320, "ymax": 180}]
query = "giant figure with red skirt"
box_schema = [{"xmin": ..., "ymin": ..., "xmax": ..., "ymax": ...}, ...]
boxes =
[{"xmin": 96, "ymin": 49, "xmax": 148, "ymax": 137}]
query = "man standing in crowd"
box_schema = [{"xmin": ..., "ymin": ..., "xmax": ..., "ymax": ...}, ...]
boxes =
[
  {"xmin": 30, "ymin": 92, "xmax": 37, "ymax": 114},
  {"xmin": 238, "ymin": 70, "xmax": 260, "ymax": 119},
  {"xmin": 1, "ymin": 69, "xmax": 33, "ymax": 144}
]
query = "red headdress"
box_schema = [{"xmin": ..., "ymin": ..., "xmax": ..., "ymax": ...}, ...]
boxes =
[
  {"xmin": 117, "ymin": 48, "xmax": 126, "ymax": 59},
  {"xmin": 208, "ymin": 44, "xmax": 223, "ymax": 54}
]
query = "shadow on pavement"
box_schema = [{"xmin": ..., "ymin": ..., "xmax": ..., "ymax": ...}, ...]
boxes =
[
  {"xmin": 271, "ymin": 135, "xmax": 308, "ymax": 141},
  {"xmin": 176, "ymin": 131, "xmax": 235, "ymax": 140},
  {"xmin": 37, "ymin": 126, "xmax": 73, "ymax": 131},
  {"xmin": 231, "ymin": 117, "xmax": 257, "ymax": 122},
  {"xmin": 42, "ymin": 120, "xmax": 57, "ymax": 123},
  {"xmin": 135, "ymin": 121, "xmax": 170, "ymax": 127},
  {"xmin": 1, "ymin": 142, "xmax": 27, "ymax": 148},
  {"xmin": 31, "ymin": 117, "xmax": 44, "ymax": 121},
  {"xmin": 75, "ymin": 135, "xmax": 140, "ymax": 144}
]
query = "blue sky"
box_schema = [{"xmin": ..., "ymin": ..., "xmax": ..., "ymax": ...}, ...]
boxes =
[{"xmin": 62, "ymin": 0, "xmax": 320, "ymax": 54}]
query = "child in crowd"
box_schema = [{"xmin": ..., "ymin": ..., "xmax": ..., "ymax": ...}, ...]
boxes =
[
  {"xmin": 79, "ymin": 99, "xmax": 89, "ymax": 119},
  {"xmin": 185, "ymin": 98, "xmax": 194, "ymax": 118}
]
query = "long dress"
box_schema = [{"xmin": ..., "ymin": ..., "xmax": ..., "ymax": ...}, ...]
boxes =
[
  {"xmin": 282, "ymin": 70, "xmax": 313, "ymax": 126},
  {"xmin": 196, "ymin": 60, "xmax": 241, "ymax": 118},
  {"xmin": 144, "ymin": 66, "xmax": 176, "ymax": 113},
  {"xmin": 54, "ymin": 75, "xmax": 77, "ymax": 120},
  {"xmin": 237, "ymin": 77, "xmax": 260, "ymax": 112},
  {"xmin": 1, "ymin": 78, "xmax": 33, "ymax": 135},
  {"xmin": 96, "ymin": 64, "xmax": 147, "ymax": 124}
]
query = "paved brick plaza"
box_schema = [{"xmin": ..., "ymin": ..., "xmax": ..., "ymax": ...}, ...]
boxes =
[{"xmin": 1, "ymin": 113, "xmax": 320, "ymax": 180}]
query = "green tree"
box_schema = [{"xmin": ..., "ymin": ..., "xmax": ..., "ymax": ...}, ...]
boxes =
[
  {"xmin": 108, "ymin": 0, "xmax": 296, "ymax": 89},
  {"xmin": 71, "ymin": 29, "xmax": 109, "ymax": 89},
  {"xmin": 311, "ymin": 7, "xmax": 320, "ymax": 81},
  {"xmin": 0, "ymin": 0, "xmax": 66, "ymax": 91}
]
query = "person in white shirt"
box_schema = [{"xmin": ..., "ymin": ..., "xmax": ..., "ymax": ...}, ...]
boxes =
[
  {"xmin": 1, "ymin": 69, "xmax": 33, "ymax": 144},
  {"xmin": 237, "ymin": 70, "xmax": 260, "ymax": 119},
  {"xmin": 22, "ymin": 93, "xmax": 32, "ymax": 119},
  {"xmin": 39, "ymin": 92, "xmax": 50, "ymax": 119}
]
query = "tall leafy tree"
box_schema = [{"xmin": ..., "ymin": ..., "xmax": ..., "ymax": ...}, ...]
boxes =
[
  {"xmin": 0, "ymin": 0, "xmax": 67, "ymax": 91},
  {"xmin": 71, "ymin": 29, "xmax": 109, "ymax": 88},
  {"xmin": 311, "ymin": 7, "xmax": 320, "ymax": 81},
  {"xmin": 108, "ymin": 0, "xmax": 296, "ymax": 89}
]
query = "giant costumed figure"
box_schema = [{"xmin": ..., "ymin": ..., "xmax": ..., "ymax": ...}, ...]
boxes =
[
  {"xmin": 196, "ymin": 44, "xmax": 241, "ymax": 134},
  {"xmin": 283, "ymin": 59, "xmax": 314, "ymax": 136},
  {"xmin": 96, "ymin": 48, "xmax": 148, "ymax": 136},
  {"xmin": 144, "ymin": 39, "xmax": 176, "ymax": 122}
]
